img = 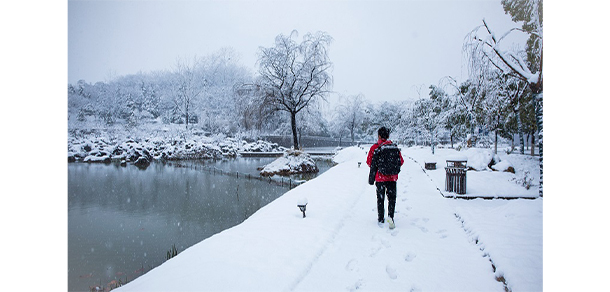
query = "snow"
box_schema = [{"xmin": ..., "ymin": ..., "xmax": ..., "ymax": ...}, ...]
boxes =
[
  {"xmin": 445, "ymin": 154, "xmax": 467, "ymax": 162},
  {"xmin": 297, "ymin": 198, "xmax": 308, "ymax": 206},
  {"xmin": 464, "ymin": 148, "xmax": 496, "ymax": 171},
  {"xmin": 491, "ymin": 159, "xmax": 513, "ymax": 172},
  {"xmin": 331, "ymin": 145, "xmax": 366, "ymax": 164},
  {"xmin": 68, "ymin": 135, "xmax": 286, "ymax": 163},
  {"xmin": 259, "ymin": 150, "xmax": 319, "ymax": 176},
  {"xmin": 409, "ymin": 147, "xmax": 538, "ymax": 199},
  {"xmin": 114, "ymin": 146, "xmax": 542, "ymax": 292}
]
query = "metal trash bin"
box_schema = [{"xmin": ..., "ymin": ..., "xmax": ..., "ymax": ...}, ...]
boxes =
[{"xmin": 445, "ymin": 159, "xmax": 467, "ymax": 194}]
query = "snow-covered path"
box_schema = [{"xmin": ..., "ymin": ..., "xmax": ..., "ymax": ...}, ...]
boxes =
[
  {"xmin": 293, "ymin": 156, "xmax": 503, "ymax": 292},
  {"xmin": 115, "ymin": 146, "xmax": 539, "ymax": 292}
]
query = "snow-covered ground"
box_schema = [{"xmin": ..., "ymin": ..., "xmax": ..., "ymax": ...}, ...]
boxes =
[
  {"xmin": 114, "ymin": 146, "xmax": 542, "ymax": 292},
  {"xmin": 407, "ymin": 146, "xmax": 540, "ymax": 199}
]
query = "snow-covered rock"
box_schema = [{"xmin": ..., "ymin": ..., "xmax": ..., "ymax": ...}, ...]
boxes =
[
  {"xmin": 83, "ymin": 149, "xmax": 112, "ymax": 163},
  {"xmin": 491, "ymin": 159, "xmax": 515, "ymax": 173},
  {"xmin": 241, "ymin": 140, "xmax": 286, "ymax": 153},
  {"xmin": 464, "ymin": 148, "xmax": 496, "ymax": 171},
  {"xmin": 259, "ymin": 150, "xmax": 319, "ymax": 176},
  {"xmin": 67, "ymin": 135, "xmax": 282, "ymax": 164}
]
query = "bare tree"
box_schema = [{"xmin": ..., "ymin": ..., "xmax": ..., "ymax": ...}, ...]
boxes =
[
  {"xmin": 172, "ymin": 57, "xmax": 205, "ymax": 130},
  {"xmin": 505, "ymin": 76, "xmax": 529, "ymax": 154},
  {"xmin": 334, "ymin": 93, "xmax": 366, "ymax": 143},
  {"xmin": 258, "ymin": 30, "xmax": 333, "ymax": 149},
  {"xmin": 465, "ymin": 0, "xmax": 543, "ymax": 196},
  {"xmin": 440, "ymin": 75, "xmax": 488, "ymax": 146}
]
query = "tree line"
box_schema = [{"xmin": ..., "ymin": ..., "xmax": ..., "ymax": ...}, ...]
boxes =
[{"xmin": 69, "ymin": 0, "xmax": 542, "ymax": 162}]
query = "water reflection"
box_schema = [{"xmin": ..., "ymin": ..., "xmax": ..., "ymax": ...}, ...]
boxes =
[{"xmin": 68, "ymin": 156, "xmax": 332, "ymax": 291}]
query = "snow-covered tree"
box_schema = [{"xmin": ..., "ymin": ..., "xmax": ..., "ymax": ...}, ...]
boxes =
[
  {"xmin": 334, "ymin": 93, "xmax": 367, "ymax": 143},
  {"xmin": 296, "ymin": 105, "xmax": 330, "ymax": 141},
  {"xmin": 171, "ymin": 57, "xmax": 206, "ymax": 130},
  {"xmin": 441, "ymin": 76, "xmax": 485, "ymax": 139},
  {"xmin": 408, "ymin": 86, "xmax": 454, "ymax": 154},
  {"xmin": 465, "ymin": 0, "xmax": 543, "ymax": 195},
  {"xmin": 234, "ymin": 83, "xmax": 267, "ymax": 132},
  {"xmin": 199, "ymin": 49, "xmax": 252, "ymax": 134},
  {"xmin": 428, "ymin": 85, "xmax": 468, "ymax": 149},
  {"xmin": 257, "ymin": 30, "xmax": 333, "ymax": 149},
  {"xmin": 500, "ymin": 75, "xmax": 530, "ymax": 154}
]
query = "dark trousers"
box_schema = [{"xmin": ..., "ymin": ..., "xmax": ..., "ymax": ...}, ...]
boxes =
[{"xmin": 375, "ymin": 181, "xmax": 397, "ymax": 222}]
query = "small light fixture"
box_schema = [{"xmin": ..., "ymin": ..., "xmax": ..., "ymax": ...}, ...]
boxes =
[{"xmin": 297, "ymin": 198, "xmax": 308, "ymax": 218}]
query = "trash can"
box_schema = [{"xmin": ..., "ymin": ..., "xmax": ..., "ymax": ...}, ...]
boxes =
[{"xmin": 445, "ymin": 159, "xmax": 467, "ymax": 194}]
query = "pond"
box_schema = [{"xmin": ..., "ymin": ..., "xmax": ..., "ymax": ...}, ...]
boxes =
[{"xmin": 68, "ymin": 155, "xmax": 334, "ymax": 291}]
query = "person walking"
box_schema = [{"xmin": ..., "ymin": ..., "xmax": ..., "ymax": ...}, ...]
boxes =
[{"xmin": 367, "ymin": 127, "xmax": 404, "ymax": 229}]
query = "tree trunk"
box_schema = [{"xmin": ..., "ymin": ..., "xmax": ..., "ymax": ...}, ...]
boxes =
[
  {"xmin": 533, "ymin": 91, "xmax": 543, "ymax": 197},
  {"xmin": 185, "ymin": 112, "xmax": 189, "ymax": 130},
  {"xmin": 290, "ymin": 111, "xmax": 299, "ymax": 149},
  {"xmin": 494, "ymin": 114, "xmax": 499, "ymax": 154},
  {"xmin": 298, "ymin": 128, "xmax": 302, "ymax": 149},
  {"xmin": 527, "ymin": 131, "xmax": 536, "ymax": 156},
  {"xmin": 494, "ymin": 130, "xmax": 498, "ymax": 155},
  {"xmin": 450, "ymin": 134, "xmax": 454, "ymax": 149},
  {"xmin": 430, "ymin": 132, "xmax": 435, "ymax": 155},
  {"xmin": 185, "ymin": 101, "xmax": 190, "ymax": 130},
  {"xmin": 516, "ymin": 108, "xmax": 524, "ymax": 154}
]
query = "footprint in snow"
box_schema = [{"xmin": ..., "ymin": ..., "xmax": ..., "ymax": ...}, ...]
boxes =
[
  {"xmin": 436, "ymin": 229, "xmax": 448, "ymax": 239},
  {"xmin": 380, "ymin": 238, "xmax": 391, "ymax": 248},
  {"xmin": 404, "ymin": 252, "xmax": 417, "ymax": 262},
  {"xmin": 347, "ymin": 279, "xmax": 364, "ymax": 292},
  {"xmin": 372, "ymin": 234, "xmax": 391, "ymax": 247},
  {"xmin": 369, "ymin": 246, "xmax": 382, "ymax": 257},
  {"xmin": 345, "ymin": 259, "xmax": 358, "ymax": 272},
  {"xmin": 386, "ymin": 265, "xmax": 398, "ymax": 279}
]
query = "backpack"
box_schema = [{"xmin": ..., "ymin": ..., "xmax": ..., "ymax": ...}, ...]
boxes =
[{"xmin": 373, "ymin": 143, "xmax": 401, "ymax": 175}]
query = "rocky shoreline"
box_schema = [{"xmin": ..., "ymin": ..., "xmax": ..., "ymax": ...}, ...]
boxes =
[{"xmin": 68, "ymin": 135, "xmax": 287, "ymax": 168}]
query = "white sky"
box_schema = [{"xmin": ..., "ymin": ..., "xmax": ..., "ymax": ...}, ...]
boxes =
[{"xmin": 68, "ymin": 0, "xmax": 526, "ymax": 103}]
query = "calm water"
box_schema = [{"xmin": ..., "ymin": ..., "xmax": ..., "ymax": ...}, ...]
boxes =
[{"xmin": 68, "ymin": 156, "xmax": 333, "ymax": 291}]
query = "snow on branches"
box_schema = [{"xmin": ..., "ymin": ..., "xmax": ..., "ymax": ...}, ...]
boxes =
[{"xmin": 464, "ymin": 0, "xmax": 542, "ymax": 93}]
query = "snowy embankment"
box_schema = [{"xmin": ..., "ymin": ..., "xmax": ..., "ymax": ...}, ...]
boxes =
[
  {"xmin": 115, "ymin": 146, "xmax": 542, "ymax": 292},
  {"xmin": 68, "ymin": 134, "xmax": 286, "ymax": 165}
]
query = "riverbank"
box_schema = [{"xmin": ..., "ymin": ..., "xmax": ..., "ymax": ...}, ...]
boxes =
[
  {"xmin": 114, "ymin": 146, "xmax": 542, "ymax": 292},
  {"xmin": 68, "ymin": 132, "xmax": 287, "ymax": 165}
]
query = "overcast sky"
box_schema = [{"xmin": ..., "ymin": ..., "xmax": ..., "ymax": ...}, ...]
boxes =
[{"xmin": 68, "ymin": 0, "xmax": 526, "ymax": 103}]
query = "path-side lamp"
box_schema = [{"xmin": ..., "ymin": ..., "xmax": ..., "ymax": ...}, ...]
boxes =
[{"xmin": 297, "ymin": 198, "xmax": 308, "ymax": 218}]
